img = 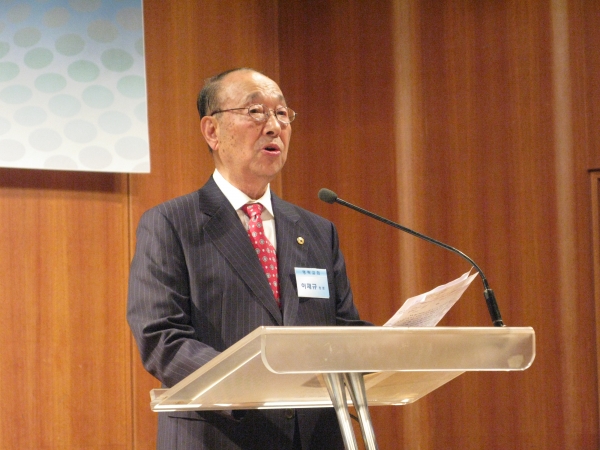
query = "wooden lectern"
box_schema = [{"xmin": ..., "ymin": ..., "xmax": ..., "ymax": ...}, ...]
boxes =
[{"xmin": 150, "ymin": 326, "xmax": 535, "ymax": 449}]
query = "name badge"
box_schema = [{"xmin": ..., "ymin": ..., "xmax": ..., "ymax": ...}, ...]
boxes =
[{"xmin": 295, "ymin": 268, "xmax": 330, "ymax": 299}]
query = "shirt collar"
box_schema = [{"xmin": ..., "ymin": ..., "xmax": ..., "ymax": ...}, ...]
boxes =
[{"xmin": 213, "ymin": 169, "xmax": 275, "ymax": 216}]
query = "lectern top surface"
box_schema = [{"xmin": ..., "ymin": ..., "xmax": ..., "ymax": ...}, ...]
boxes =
[{"xmin": 150, "ymin": 326, "xmax": 535, "ymax": 411}]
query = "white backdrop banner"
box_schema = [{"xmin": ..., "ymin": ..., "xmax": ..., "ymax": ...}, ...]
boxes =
[{"xmin": 0, "ymin": 0, "xmax": 150, "ymax": 173}]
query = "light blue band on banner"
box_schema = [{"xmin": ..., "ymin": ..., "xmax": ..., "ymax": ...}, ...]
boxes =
[{"xmin": 0, "ymin": 0, "xmax": 150, "ymax": 173}]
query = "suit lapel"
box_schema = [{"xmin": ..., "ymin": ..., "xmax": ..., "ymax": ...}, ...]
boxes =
[
  {"xmin": 199, "ymin": 178, "xmax": 282, "ymax": 323},
  {"xmin": 272, "ymin": 195, "xmax": 308, "ymax": 325}
]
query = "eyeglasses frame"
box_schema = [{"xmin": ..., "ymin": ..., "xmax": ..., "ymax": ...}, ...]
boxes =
[{"xmin": 210, "ymin": 103, "xmax": 296, "ymax": 124}]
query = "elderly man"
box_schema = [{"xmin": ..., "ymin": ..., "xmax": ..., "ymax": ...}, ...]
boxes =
[{"xmin": 127, "ymin": 68, "xmax": 366, "ymax": 449}]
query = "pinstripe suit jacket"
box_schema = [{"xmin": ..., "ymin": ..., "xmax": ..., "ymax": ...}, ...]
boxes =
[{"xmin": 127, "ymin": 176, "xmax": 365, "ymax": 449}]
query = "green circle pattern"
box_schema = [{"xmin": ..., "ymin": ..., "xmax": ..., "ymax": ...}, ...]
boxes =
[
  {"xmin": 43, "ymin": 7, "xmax": 70, "ymax": 28},
  {"xmin": 101, "ymin": 48, "xmax": 134, "ymax": 72},
  {"xmin": 6, "ymin": 4, "xmax": 32, "ymax": 23},
  {"xmin": 0, "ymin": 85, "xmax": 32, "ymax": 104},
  {"xmin": 55, "ymin": 34, "xmax": 85, "ymax": 56},
  {"xmin": 117, "ymin": 75, "xmax": 145, "ymax": 98},
  {"xmin": 88, "ymin": 20, "xmax": 118, "ymax": 43},
  {"xmin": 82, "ymin": 85, "xmax": 114, "ymax": 108},
  {"xmin": 14, "ymin": 27, "xmax": 41, "ymax": 47},
  {"xmin": 35, "ymin": 73, "xmax": 67, "ymax": 93},
  {"xmin": 24, "ymin": 48, "xmax": 54, "ymax": 69},
  {"xmin": 67, "ymin": 60, "xmax": 100, "ymax": 82},
  {"xmin": 0, "ymin": 42, "xmax": 9, "ymax": 58},
  {"xmin": 0, "ymin": 62, "xmax": 19, "ymax": 82}
]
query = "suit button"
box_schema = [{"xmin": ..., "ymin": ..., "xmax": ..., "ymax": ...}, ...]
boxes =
[{"xmin": 285, "ymin": 409, "xmax": 295, "ymax": 419}]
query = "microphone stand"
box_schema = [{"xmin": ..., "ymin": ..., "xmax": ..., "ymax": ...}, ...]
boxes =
[{"xmin": 319, "ymin": 188, "xmax": 505, "ymax": 327}]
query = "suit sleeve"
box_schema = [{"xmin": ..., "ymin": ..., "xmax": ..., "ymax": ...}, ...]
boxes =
[
  {"xmin": 329, "ymin": 221, "xmax": 371, "ymax": 326},
  {"xmin": 127, "ymin": 208, "xmax": 220, "ymax": 388}
]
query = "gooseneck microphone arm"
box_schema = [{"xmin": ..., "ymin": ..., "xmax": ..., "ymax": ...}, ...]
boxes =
[{"xmin": 318, "ymin": 188, "xmax": 505, "ymax": 327}]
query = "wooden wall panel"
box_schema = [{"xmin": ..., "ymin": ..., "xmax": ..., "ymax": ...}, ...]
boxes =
[
  {"xmin": 392, "ymin": 0, "xmax": 599, "ymax": 448},
  {"xmin": 0, "ymin": 170, "xmax": 130, "ymax": 448},
  {"xmin": 402, "ymin": 1, "xmax": 564, "ymax": 448},
  {"xmin": 593, "ymin": 171, "xmax": 600, "ymax": 436},
  {"xmin": 572, "ymin": 0, "xmax": 600, "ymax": 171}
]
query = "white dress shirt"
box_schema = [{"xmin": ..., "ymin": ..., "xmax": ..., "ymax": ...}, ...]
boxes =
[{"xmin": 212, "ymin": 169, "xmax": 277, "ymax": 249}]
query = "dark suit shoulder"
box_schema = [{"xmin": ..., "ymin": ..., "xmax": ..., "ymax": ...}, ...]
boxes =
[
  {"xmin": 142, "ymin": 178, "xmax": 226, "ymax": 224},
  {"xmin": 272, "ymin": 195, "xmax": 334, "ymax": 229},
  {"xmin": 137, "ymin": 191, "xmax": 202, "ymax": 235},
  {"xmin": 152, "ymin": 190, "xmax": 201, "ymax": 216}
]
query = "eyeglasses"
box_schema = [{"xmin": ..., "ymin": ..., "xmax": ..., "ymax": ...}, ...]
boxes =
[{"xmin": 210, "ymin": 103, "xmax": 296, "ymax": 124}]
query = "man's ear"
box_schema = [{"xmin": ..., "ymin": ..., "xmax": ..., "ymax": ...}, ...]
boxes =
[{"xmin": 200, "ymin": 116, "xmax": 219, "ymax": 150}]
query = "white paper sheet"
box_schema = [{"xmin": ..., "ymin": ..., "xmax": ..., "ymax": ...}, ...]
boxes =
[{"xmin": 384, "ymin": 270, "xmax": 478, "ymax": 327}]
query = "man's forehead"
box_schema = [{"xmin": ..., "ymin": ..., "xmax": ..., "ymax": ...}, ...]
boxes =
[
  {"xmin": 220, "ymin": 71, "xmax": 286, "ymax": 104},
  {"xmin": 244, "ymin": 91, "xmax": 286, "ymax": 104}
]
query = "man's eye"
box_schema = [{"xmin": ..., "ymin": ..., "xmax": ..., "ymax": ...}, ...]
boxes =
[
  {"xmin": 248, "ymin": 106, "xmax": 264, "ymax": 114},
  {"xmin": 276, "ymin": 108, "xmax": 289, "ymax": 117}
]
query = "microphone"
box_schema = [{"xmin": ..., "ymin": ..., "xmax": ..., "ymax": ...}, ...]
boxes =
[{"xmin": 318, "ymin": 188, "xmax": 505, "ymax": 327}]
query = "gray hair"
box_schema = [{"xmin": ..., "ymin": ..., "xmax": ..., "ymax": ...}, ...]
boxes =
[{"xmin": 196, "ymin": 67, "xmax": 259, "ymax": 118}]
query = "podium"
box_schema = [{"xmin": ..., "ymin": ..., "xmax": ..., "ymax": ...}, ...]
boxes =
[{"xmin": 150, "ymin": 326, "xmax": 535, "ymax": 449}]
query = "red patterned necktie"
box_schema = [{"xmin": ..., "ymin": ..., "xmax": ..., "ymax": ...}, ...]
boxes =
[{"xmin": 241, "ymin": 203, "xmax": 280, "ymax": 307}]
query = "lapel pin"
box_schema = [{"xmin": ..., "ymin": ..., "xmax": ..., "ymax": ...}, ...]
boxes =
[{"xmin": 297, "ymin": 237, "xmax": 304, "ymax": 245}]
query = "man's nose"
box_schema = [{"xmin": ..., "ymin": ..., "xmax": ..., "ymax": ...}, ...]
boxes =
[{"xmin": 264, "ymin": 112, "xmax": 282, "ymax": 134}]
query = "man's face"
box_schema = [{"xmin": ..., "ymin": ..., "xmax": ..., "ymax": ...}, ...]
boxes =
[{"xmin": 203, "ymin": 70, "xmax": 292, "ymax": 197}]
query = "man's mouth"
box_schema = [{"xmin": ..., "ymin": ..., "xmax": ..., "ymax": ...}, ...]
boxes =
[{"xmin": 263, "ymin": 144, "xmax": 281, "ymax": 153}]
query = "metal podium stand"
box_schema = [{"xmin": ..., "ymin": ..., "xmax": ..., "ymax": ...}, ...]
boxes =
[{"xmin": 150, "ymin": 326, "xmax": 535, "ymax": 450}]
